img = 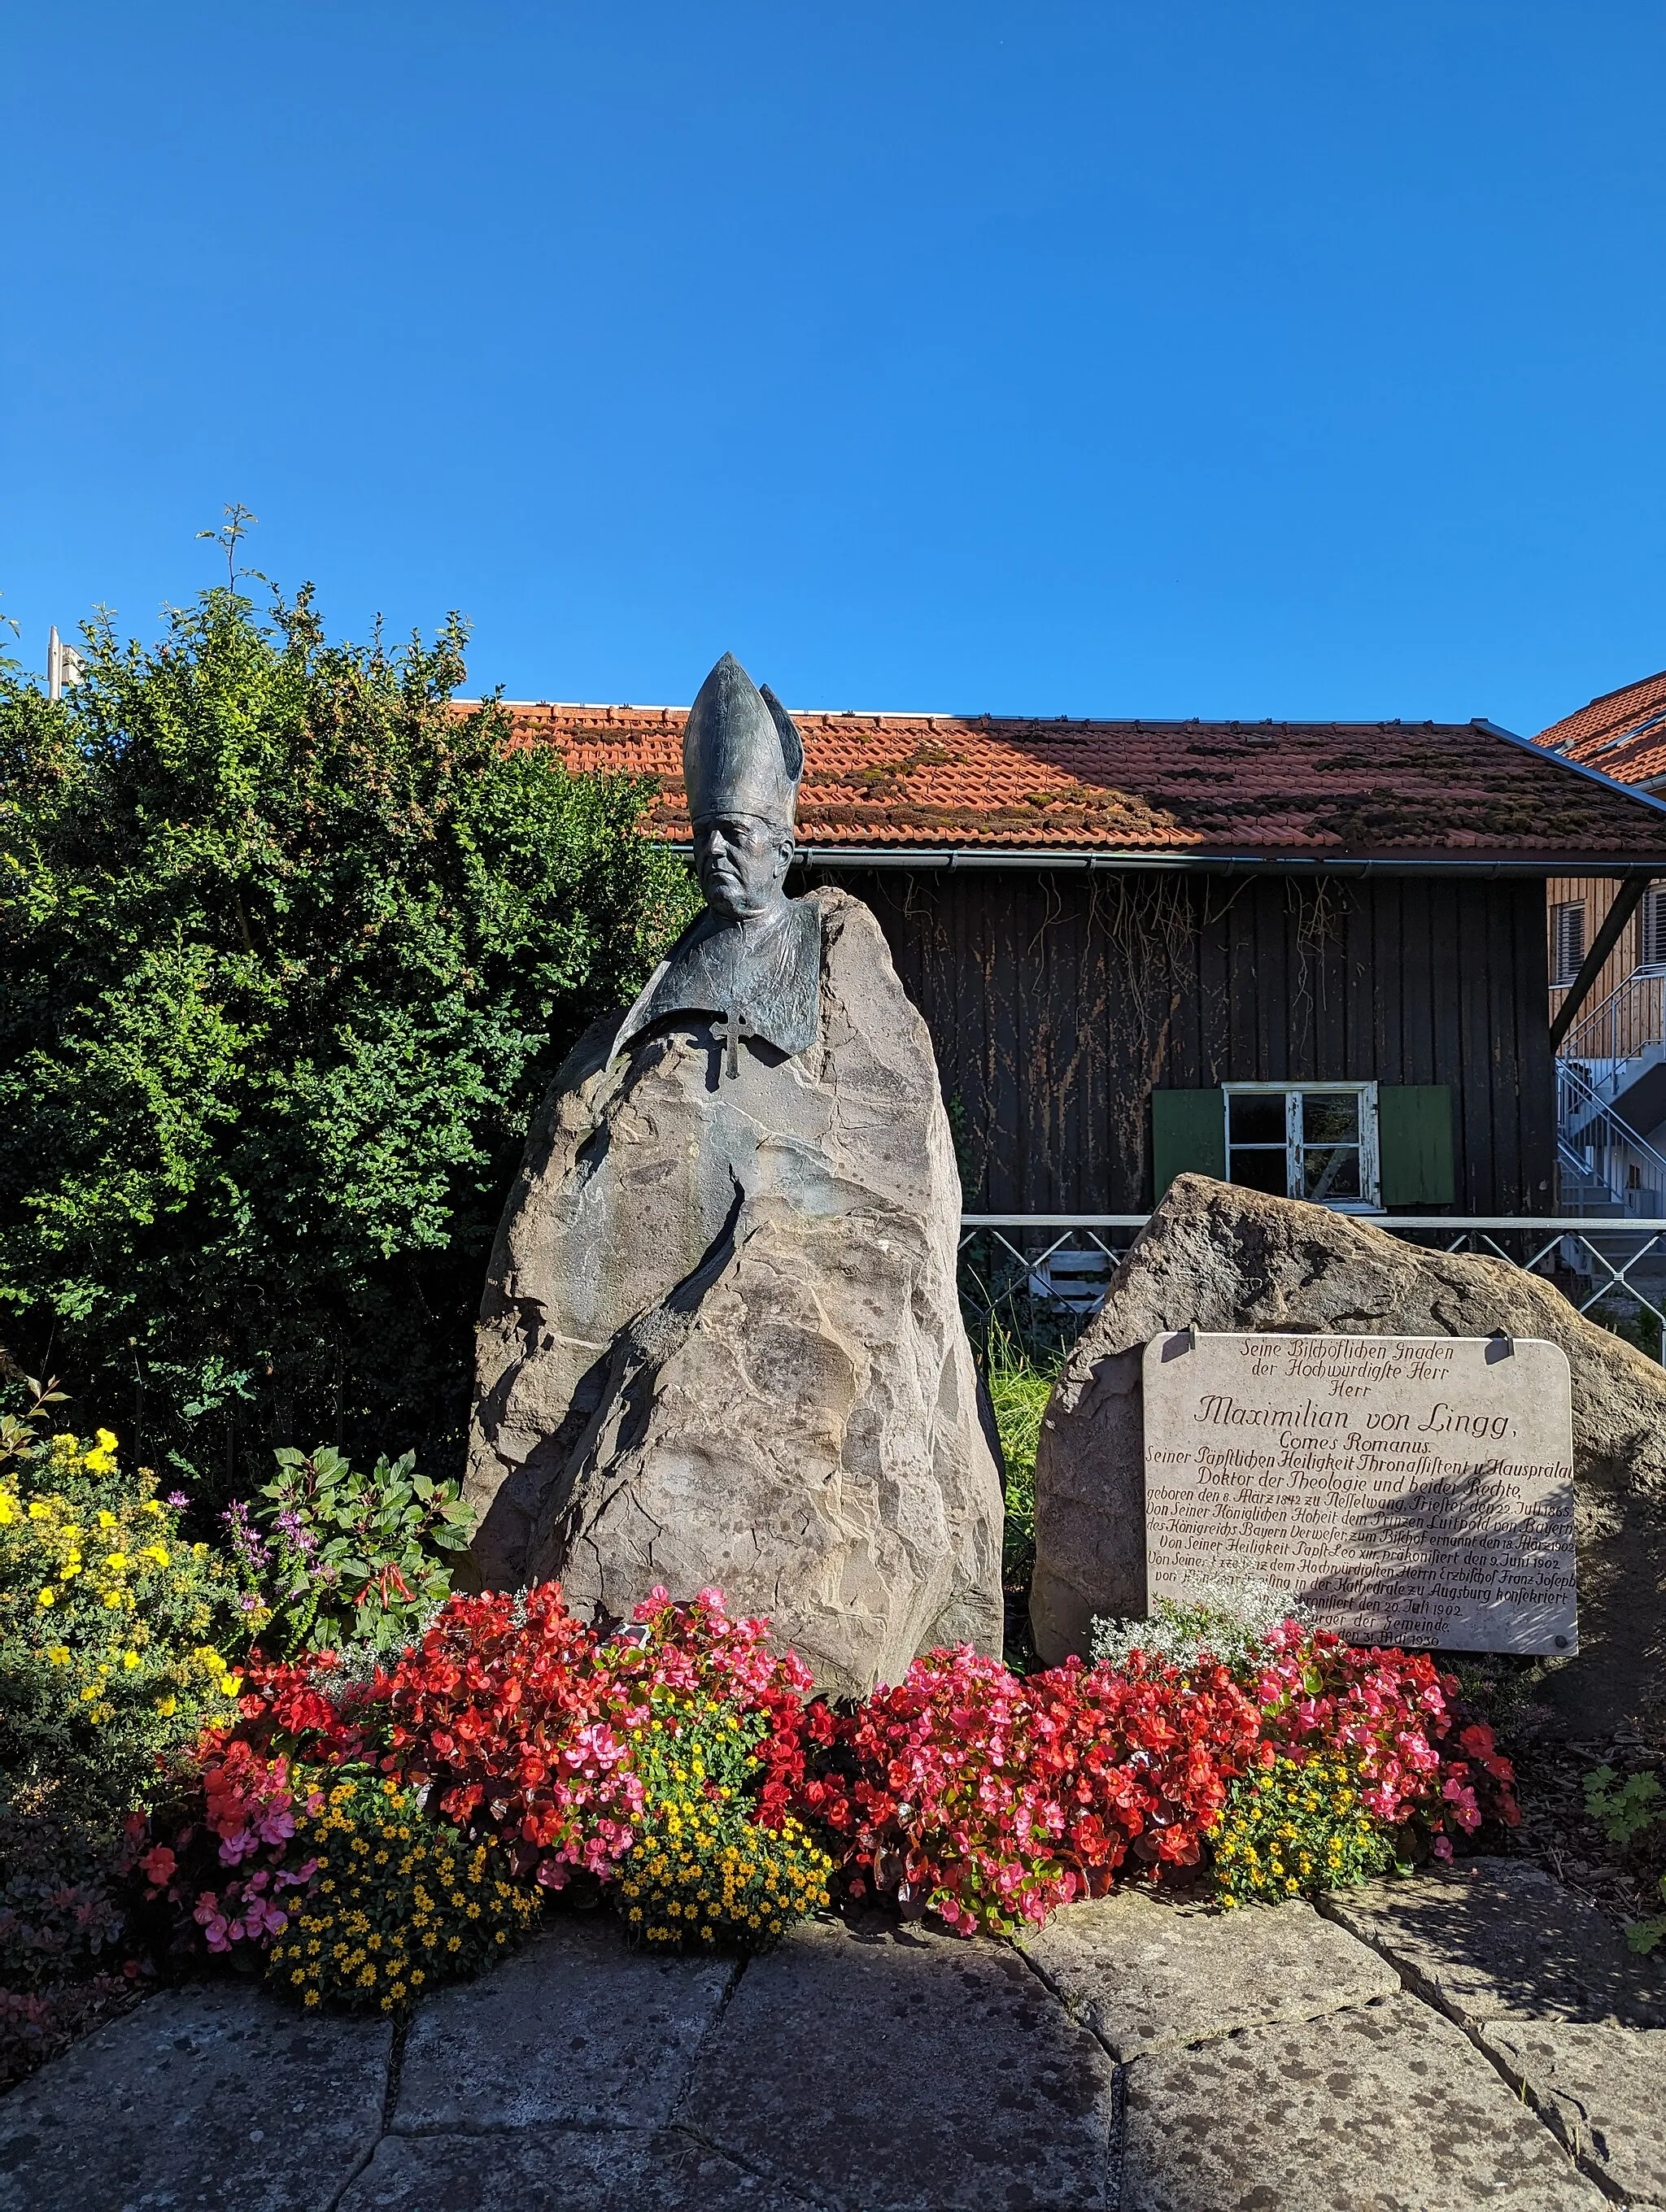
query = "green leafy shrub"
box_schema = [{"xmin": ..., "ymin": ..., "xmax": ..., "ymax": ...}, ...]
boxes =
[
  {"xmin": 0, "ymin": 1804, "xmax": 133, "ymax": 1992},
  {"xmin": 615, "ymin": 1689, "xmax": 834, "ymax": 1951},
  {"xmin": 1582, "ymin": 1765, "xmax": 1664, "ymax": 1848},
  {"xmin": 238, "ymin": 1444, "xmax": 475, "ymax": 1655},
  {"xmin": 983, "ymin": 1324, "xmax": 1059, "ymax": 1587},
  {"xmin": 0, "ymin": 577, "xmax": 698, "ymax": 1496},
  {"xmin": 1628, "ymin": 1879, "xmax": 1666, "ymax": 1956},
  {"xmin": 0, "ymin": 1428, "xmax": 244, "ymax": 1818},
  {"xmin": 266, "ymin": 1773, "xmax": 543, "ymax": 2014},
  {"xmin": 1210, "ymin": 1752, "xmax": 1394, "ymax": 1907}
]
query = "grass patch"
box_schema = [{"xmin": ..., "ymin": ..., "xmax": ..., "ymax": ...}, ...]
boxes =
[{"xmin": 985, "ymin": 1323, "xmax": 1060, "ymax": 1591}]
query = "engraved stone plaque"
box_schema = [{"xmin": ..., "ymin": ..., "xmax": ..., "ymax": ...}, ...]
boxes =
[{"xmin": 1141, "ymin": 1332, "xmax": 1577, "ymax": 1654}]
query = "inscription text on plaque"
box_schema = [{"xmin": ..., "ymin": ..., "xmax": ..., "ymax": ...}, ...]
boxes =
[{"xmin": 1141, "ymin": 1333, "xmax": 1576, "ymax": 1654}]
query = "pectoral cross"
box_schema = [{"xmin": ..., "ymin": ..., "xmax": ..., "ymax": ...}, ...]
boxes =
[{"xmin": 714, "ymin": 1002, "xmax": 753, "ymax": 1079}]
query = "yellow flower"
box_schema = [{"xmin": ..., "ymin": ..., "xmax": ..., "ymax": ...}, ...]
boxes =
[
  {"xmin": 0, "ymin": 1494, "xmax": 14, "ymax": 1526},
  {"xmin": 28, "ymin": 1502, "xmax": 50, "ymax": 1521},
  {"xmin": 97, "ymin": 1511, "xmax": 116, "ymax": 1530},
  {"xmin": 37, "ymin": 1587, "xmax": 55, "ymax": 1607},
  {"xmin": 123, "ymin": 1651, "xmax": 142, "ymax": 1670},
  {"xmin": 303, "ymin": 1990, "xmax": 321, "ymax": 2006},
  {"xmin": 154, "ymin": 1692, "xmax": 177, "ymax": 1716}
]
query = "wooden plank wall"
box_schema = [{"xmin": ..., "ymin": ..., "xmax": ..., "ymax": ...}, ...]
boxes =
[
  {"xmin": 806, "ymin": 868, "xmax": 1556, "ymax": 1215},
  {"xmin": 1546, "ymin": 874, "xmax": 1639, "ymax": 1036}
]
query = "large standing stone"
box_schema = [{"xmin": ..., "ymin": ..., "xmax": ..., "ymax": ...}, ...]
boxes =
[
  {"xmin": 1031, "ymin": 1174, "xmax": 1666, "ymax": 1728},
  {"xmin": 466, "ymin": 888, "xmax": 1004, "ymax": 1696}
]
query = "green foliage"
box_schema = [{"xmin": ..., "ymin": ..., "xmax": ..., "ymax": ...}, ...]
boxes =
[
  {"xmin": 0, "ymin": 579, "xmax": 699, "ymax": 1496},
  {"xmin": 1582, "ymin": 1765, "xmax": 1664, "ymax": 1848},
  {"xmin": 0, "ymin": 1803, "xmax": 130, "ymax": 1992},
  {"xmin": 1627, "ymin": 1877, "xmax": 1666, "ymax": 1956},
  {"xmin": 266, "ymin": 1772, "xmax": 543, "ymax": 2014},
  {"xmin": 1210, "ymin": 1752, "xmax": 1395, "ymax": 1907},
  {"xmin": 614, "ymin": 1691, "xmax": 834, "ymax": 1953},
  {"xmin": 0, "ymin": 1428, "xmax": 244, "ymax": 1819},
  {"xmin": 248, "ymin": 1443, "xmax": 475, "ymax": 1655},
  {"xmin": 983, "ymin": 1323, "xmax": 1058, "ymax": 1587}
]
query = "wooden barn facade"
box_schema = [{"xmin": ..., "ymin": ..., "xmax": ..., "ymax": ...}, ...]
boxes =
[{"xmin": 497, "ymin": 699, "xmax": 1666, "ymax": 1219}]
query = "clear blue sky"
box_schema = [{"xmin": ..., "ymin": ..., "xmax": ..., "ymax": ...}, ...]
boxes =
[{"xmin": 3, "ymin": 3, "xmax": 1663, "ymax": 732}]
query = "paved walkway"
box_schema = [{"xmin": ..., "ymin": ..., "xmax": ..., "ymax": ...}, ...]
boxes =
[{"xmin": 2, "ymin": 1857, "xmax": 1664, "ymax": 2210}]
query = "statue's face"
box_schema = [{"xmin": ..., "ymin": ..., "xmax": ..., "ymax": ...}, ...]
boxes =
[{"xmin": 692, "ymin": 812, "xmax": 795, "ymax": 921}]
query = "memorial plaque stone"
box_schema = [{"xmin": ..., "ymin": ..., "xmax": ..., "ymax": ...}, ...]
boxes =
[{"xmin": 1141, "ymin": 1332, "xmax": 1577, "ymax": 1653}]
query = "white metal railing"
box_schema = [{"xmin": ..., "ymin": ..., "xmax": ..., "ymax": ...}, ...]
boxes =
[
  {"xmin": 1555, "ymin": 1060, "xmax": 1666, "ymax": 1215},
  {"xmin": 1561, "ymin": 967, "xmax": 1666, "ymax": 1071},
  {"xmin": 958, "ymin": 1213, "xmax": 1666, "ymax": 1361}
]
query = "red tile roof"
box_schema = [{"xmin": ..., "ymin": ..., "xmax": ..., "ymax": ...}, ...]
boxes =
[
  {"xmin": 1533, "ymin": 668, "xmax": 1666, "ymax": 790},
  {"xmin": 484, "ymin": 701, "xmax": 1666, "ymax": 866}
]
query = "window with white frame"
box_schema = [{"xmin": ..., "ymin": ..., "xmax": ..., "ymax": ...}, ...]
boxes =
[
  {"xmin": 1640, "ymin": 887, "xmax": 1666, "ymax": 973},
  {"xmin": 1224, "ymin": 1083, "xmax": 1380, "ymax": 1210},
  {"xmin": 1551, "ymin": 900, "xmax": 1586, "ymax": 988}
]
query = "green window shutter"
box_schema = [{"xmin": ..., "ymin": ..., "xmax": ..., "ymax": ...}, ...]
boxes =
[
  {"xmin": 1378, "ymin": 1085, "xmax": 1454, "ymax": 1206},
  {"xmin": 1152, "ymin": 1088, "xmax": 1226, "ymax": 1200}
]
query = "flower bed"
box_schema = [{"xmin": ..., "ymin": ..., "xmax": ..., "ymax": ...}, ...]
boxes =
[{"xmin": 1, "ymin": 1404, "xmax": 1524, "ymax": 2060}]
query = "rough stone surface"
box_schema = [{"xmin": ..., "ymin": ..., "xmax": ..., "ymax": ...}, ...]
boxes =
[
  {"xmin": 1121, "ymin": 1992, "xmax": 1607, "ymax": 2212},
  {"xmin": 1023, "ymin": 1888, "xmax": 1398, "ymax": 2057},
  {"xmin": 680, "ymin": 1914, "xmax": 1115, "ymax": 2210},
  {"xmin": 1031, "ymin": 1173, "xmax": 1666, "ymax": 1727},
  {"xmin": 1477, "ymin": 2020, "xmax": 1666, "ymax": 2206},
  {"xmin": 1319, "ymin": 1857, "xmax": 1666, "ymax": 2028},
  {"xmin": 466, "ymin": 887, "xmax": 1003, "ymax": 1697},
  {"xmin": 340, "ymin": 2128, "xmax": 794, "ymax": 2211},
  {"xmin": 0, "ymin": 1983, "xmax": 391, "ymax": 2212},
  {"xmin": 395, "ymin": 1918, "xmax": 735, "ymax": 2131}
]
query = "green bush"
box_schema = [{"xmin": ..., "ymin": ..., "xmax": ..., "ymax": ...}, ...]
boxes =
[
  {"xmin": 242, "ymin": 1443, "xmax": 476, "ymax": 1656},
  {"xmin": 0, "ymin": 1427, "xmax": 245, "ymax": 1819},
  {"xmin": 0, "ymin": 578, "xmax": 698, "ymax": 1496},
  {"xmin": 983, "ymin": 1324, "xmax": 1058, "ymax": 1587},
  {"xmin": 1210, "ymin": 1752, "xmax": 1394, "ymax": 1907},
  {"xmin": 613, "ymin": 1687, "xmax": 834, "ymax": 1953},
  {"xmin": 266, "ymin": 1773, "xmax": 543, "ymax": 2014}
]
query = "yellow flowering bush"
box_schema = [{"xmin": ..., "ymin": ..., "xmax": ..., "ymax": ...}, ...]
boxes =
[
  {"xmin": 0, "ymin": 1430, "xmax": 244, "ymax": 1817},
  {"xmin": 1210, "ymin": 1752, "xmax": 1394, "ymax": 1908},
  {"xmin": 615, "ymin": 1692, "xmax": 833, "ymax": 1952},
  {"xmin": 266, "ymin": 1774, "xmax": 543, "ymax": 2014}
]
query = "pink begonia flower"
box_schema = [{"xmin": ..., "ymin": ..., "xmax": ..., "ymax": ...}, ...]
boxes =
[
  {"xmin": 216, "ymin": 1828, "xmax": 257, "ymax": 1866},
  {"xmin": 194, "ymin": 1894, "xmax": 232, "ymax": 1952},
  {"xmin": 1433, "ymin": 1834, "xmax": 1454, "ymax": 1861}
]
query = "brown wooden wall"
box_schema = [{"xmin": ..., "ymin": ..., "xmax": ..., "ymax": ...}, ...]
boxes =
[{"xmin": 804, "ymin": 867, "xmax": 1556, "ymax": 1216}]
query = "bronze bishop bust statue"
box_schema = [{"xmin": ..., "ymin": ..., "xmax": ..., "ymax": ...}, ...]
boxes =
[{"xmin": 613, "ymin": 652, "xmax": 822, "ymax": 1071}]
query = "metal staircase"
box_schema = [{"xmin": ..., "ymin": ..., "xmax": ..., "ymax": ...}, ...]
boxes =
[{"xmin": 1556, "ymin": 970, "xmax": 1666, "ymax": 1216}]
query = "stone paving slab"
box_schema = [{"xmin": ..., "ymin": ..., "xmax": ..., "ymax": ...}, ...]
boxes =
[
  {"xmin": 1477, "ymin": 2021, "xmax": 1666, "ymax": 2207},
  {"xmin": 339, "ymin": 2125, "xmax": 800, "ymax": 2210},
  {"xmin": 678, "ymin": 1914, "xmax": 1115, "ymax": 2211},
  {"xmin": 1121, "ymin": 1991, "xmax": 1607, "ymax": 2212},
  {"xmin": 1319, "ymin": 1857, "xmax": 1666, "ymax": 2027},
  {"xmin": 0, "ymin": 1982, "xmax": 392, "ymax": 2212},
  {"xmin": 394, "ymin": 1914, "xmax": 735, "ymax": 2131},
  {"xmin": 1023, "ymin": 1889, "xmax": 1398, "ymax": 2058}
]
